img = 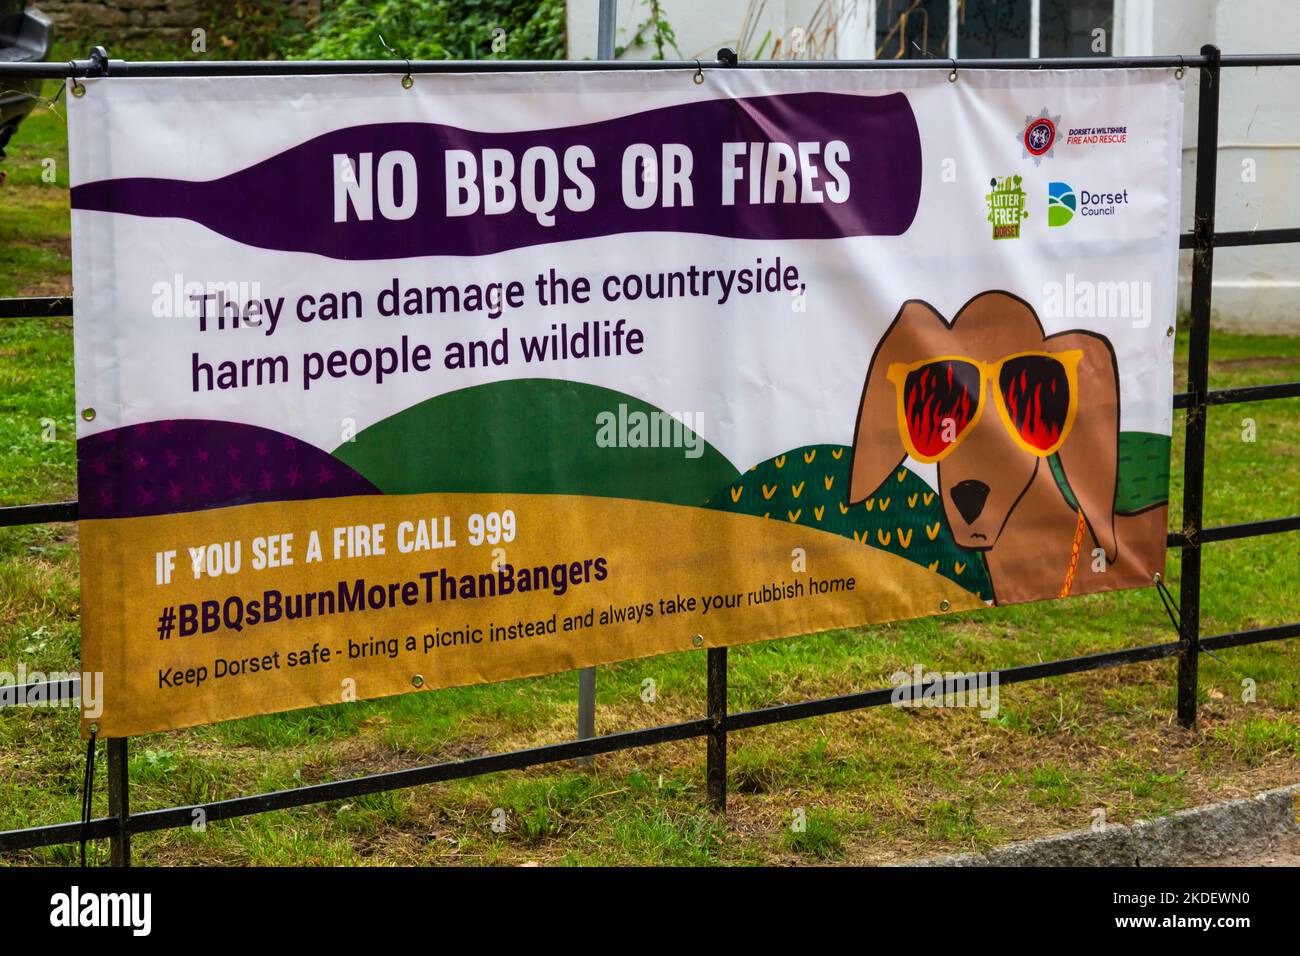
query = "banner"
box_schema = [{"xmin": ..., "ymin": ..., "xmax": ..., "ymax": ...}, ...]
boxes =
[{"xmin": 69, "ymin": 67, "xmax": 1184, "ymax": 736}]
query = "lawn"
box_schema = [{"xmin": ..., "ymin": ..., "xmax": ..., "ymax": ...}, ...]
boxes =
[{"xmin": 0, "ymin": 82, "xmax": 1297, "ymax": 866}]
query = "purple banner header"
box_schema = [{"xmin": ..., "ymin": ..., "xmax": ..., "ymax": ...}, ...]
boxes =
[{"xmin": 72, "ymin": 92, "xmax": 922, "ymax": 259}]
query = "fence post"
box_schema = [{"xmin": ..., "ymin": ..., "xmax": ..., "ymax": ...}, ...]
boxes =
[
  {"xmin": 1177, "ymin": 43, "xmax": 1221, "ymax": 728},
  {"xmin": 576, "ymin": 666, "xmax": 596, "ymax": 767},
  {"xmin": 106, "ymin": 737, "xmax": 131, "ymax": 866},
  {"xmin": 706, "ymin": 647, "xmax": 727, "ymax": 812},
  {"xmin": 596, "ymin": 0, "xmax": 616, "ymax": 57},
  {"xmin": 701, "ymin": 44, "xmax": 740, "ymax": 812},
  {"xmin": 576, "ymin": 0, "xmax": 619, "ymax": 766}
]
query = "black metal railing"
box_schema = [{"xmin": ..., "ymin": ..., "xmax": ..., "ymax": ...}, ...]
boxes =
[{"xmin": 0, "ymin": 45, "xmax": 1297, "ymax": 864}]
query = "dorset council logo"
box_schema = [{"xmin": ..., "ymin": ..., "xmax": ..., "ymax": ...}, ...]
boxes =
[
  {"xmin": 1020, "ymin": 108, "xmax": 1061, "ymax": 164},
  {"xmin": 1048, "ymin": 181, "xmax": 1077, "ymax": 226}
]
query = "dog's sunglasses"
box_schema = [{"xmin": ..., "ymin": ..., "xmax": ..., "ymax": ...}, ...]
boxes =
[{"xmin": 885, "ymin": 350, "xmax": 1083, "ymax": 463}]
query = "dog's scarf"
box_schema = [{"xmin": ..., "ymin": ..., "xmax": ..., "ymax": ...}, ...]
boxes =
[{"xmin": 1058, "ymin": 509, "xmax": 1088, "ymax": 598}]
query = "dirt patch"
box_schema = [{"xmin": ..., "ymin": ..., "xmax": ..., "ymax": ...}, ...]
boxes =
[
  {"xmin": 297, "ymin": 735, "xmax": 499, "ymax": 785},
  {"xmin": 1211, "ymin": 356, "xmax": 1298, "ymax": 372},
  {"xmin": 17, "ymin": 276, "xmax": 72, "ymax": 297},
  {"xmin": 1207, "ymin": 830, "xmax": 1300, "ymax": 866}
]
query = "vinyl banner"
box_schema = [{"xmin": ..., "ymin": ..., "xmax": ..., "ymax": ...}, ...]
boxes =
[{"xmin": 68, "ymin": 68, "xmax": 1183, "ymax": 736}]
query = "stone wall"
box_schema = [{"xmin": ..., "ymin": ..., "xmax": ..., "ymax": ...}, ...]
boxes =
[{"xmin": 34, "ymin": 1, "xmax": 320, "ymax": 49}]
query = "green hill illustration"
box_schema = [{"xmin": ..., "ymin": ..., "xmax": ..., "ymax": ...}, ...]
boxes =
[
  {"xmin": 703, "ymin": 433, "xmax": 1169, "ymax": 604},
  {"xmin": 704, "ymin": 444, "xmax": 995, "ymax": 601},
  {"xmin": 334, "ymin": 377, "xmax": 1168, "ymax": 609},
  {"xmin": 1049, "ymin": 431, "xmax": 1171, "ymax": 515},
  {"xmin": 334, "ymin": 378, "xmax": 739, "ymax": 505}
]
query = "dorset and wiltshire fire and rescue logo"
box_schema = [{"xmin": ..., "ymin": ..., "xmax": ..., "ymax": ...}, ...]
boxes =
[{"xmin": 1020, "ymin": 108, "xmax": 1061, "ymax": 164}]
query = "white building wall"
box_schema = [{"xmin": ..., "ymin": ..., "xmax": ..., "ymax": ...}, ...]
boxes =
[
  {"xmin": 567, "ymin": 0, "xmax": 830, "ymax": 61},
  {"xmin": 567, "ymin": 0, "xmax": 1299, "ymax": 332},
  {"xmin": 1153, "ymin": 0, "xmax": 1300, "ymax": 332}
]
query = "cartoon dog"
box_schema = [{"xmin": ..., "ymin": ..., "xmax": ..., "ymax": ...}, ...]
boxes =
[{"xmin": 849, "ymin": 291, "xmax": 1166, "ymax": 604}]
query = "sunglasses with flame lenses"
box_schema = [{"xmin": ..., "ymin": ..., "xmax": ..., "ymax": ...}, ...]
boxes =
[{"xmin": 885, "ymin": 350, "xmax": 1083, "ymax": 463}]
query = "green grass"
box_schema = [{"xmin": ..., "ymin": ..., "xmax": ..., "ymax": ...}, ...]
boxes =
[
  {"xmin": 0, "ymin": 90, "xmax": 70, "ymax": 299},
  {"xmin": 783, "ymin": 808, "xmax": 846, "ymax": 859},
  {"xmin": 0, "ymin": 79, "xmax": 1297, "ymax": 866}
]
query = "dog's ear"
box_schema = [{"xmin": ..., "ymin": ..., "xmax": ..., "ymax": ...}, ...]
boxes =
[
  {"xmin": 849, "ymin": 300, "xmax": 950, "ymax": 503},
  {"xmin": 1048, "ymin": 329, "xmax": 1120, "ymax": 561}
]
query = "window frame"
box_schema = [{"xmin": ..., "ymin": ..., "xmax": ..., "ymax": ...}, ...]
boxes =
[{"xmin": 862, "ymin": 0, "xmax": 1149, "ymax": 61}]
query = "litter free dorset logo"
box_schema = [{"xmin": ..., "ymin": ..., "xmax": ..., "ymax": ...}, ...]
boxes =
[
  {"xmin": 1048, "ymin": 181, "xmax": 1077, "ymax": 226},
  {"xmin": 987, "ymin": 174, "xmax": 1028, "ymax": 239}
]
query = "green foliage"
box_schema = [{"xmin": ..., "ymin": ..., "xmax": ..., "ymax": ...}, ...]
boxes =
[
  {"xmin": 617, "ymin": 0, "xmax": 681, "ymax": 60},
  {"xmin": 293, "ymin": 0, "xmax": 567, "ymax": 62},
  {"xmin": 50, "ymin": 1, "xmax": 565, "ymax": 62},
  {"xmin": 203, "ymin": 0, "xmax": 313, "ymax": 60}
]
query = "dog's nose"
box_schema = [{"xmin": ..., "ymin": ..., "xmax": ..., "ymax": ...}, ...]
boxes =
[{"xmin": 950, "ymin": 480, "xmax": 990, "ymax": 524}]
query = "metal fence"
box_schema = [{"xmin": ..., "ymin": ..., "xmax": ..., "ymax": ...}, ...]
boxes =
[{"xmin": 1, "ymin": 45, "xmax": 1298, "ymax": 866}]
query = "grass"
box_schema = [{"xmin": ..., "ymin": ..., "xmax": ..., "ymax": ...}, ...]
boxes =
[{"xmin": 0, "ymin": 80, "xmax": 1297, "ymax": 866}]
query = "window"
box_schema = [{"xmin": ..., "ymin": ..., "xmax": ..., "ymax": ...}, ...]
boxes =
[
  {"xmin": 874, "ymin": 0, "xmax": 1117, "ymax": 59},
  {"xmin": 958, "ymin": 0, "xmax": 1031, "ymax": 58},
  {"xmin": 1039, "ymin": 0, "xmax": 1114, "ymax": 57},
  {"xmin": 874, "ymin": 0, "xmax": 952, "ymax": 59}
]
